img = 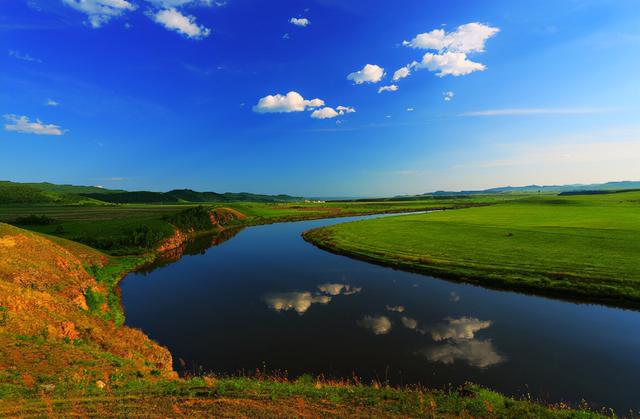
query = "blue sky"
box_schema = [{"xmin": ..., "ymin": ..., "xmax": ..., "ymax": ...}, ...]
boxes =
[{"xmin": 1, "ymin": 0, "xmax": 639, "ymax": 196}]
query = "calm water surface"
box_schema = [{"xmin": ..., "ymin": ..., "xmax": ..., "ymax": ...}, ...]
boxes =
[{"xmin": 121, "ymin": 214, "xmax": 640, "ymax": 413}]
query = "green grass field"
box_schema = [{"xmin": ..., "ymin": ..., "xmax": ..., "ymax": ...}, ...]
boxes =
[
  {"xmin": 0, "ymin": 197, "xmax": 513, "ymax": 255},
  {"xmin": 304, "ymin": 191, "xmax": 640, "ymax": 308}
]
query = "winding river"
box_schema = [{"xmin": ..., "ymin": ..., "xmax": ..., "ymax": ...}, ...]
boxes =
[{"xmin": 121, "ymin": 214, "xmax": 640, "ymax": 413}]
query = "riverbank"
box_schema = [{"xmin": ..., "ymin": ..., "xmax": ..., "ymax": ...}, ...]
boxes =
[{"xmin": 303, "ymin": 192, "xmax": 640, "ymax": 310}]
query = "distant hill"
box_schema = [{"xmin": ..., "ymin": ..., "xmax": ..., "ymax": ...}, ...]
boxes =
[
  {"xmin": 0, "ymin": 181, "xmax": 304, "ymax": 204},
  {"xmin": 0, "ymin": 181, "xmax": 110, "ymax": 205},
  {"xmin": 81, "ymin": 189, "xmax": 304, "ymax": 204},
  {"xmin": 424, "ymin": 181, "xmax": 640, "ymax": 197},
  {"xmin": 0, "ymin": 181, "xmax": 125, "ymax": 195}
]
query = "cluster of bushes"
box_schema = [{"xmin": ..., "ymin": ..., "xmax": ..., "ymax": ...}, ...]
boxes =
[
  {"xmin": 164, "ymin": 206, "xmax": 214, "ymax": 232},
  {"xmin": 75, "ymin": 225, "xmax": 171, "ymax": 254},
  {"xmin": 0, "ymin": 184, "xmax": 53, "ymax": 204},
  {"xmin": 12, "ymin": 214, "xmax": 56, "ymax": 225}
]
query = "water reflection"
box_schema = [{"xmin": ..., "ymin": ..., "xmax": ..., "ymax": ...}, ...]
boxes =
[
  {"xmin": 385, "ymin": 305, "xmax": 405, "ymax": 313},
  {"xmin": 358, "ymin": 315, "xmax": 392, "ymax": 335},
  {"xmin": 317, "ymin": 283, "xmax": 362, "ymax": 296},
  {"xmin": 137, "ymin": 227, "xmax": 244, "ymax": 273},
  {"xmin": 401, "ymin": 316, "xmax": 418, "ymax": 330},
  {"xmin": 420, "ymin": 339, "xmax": 504, "ymax": 368},
  {"xmin": 263, "ymin": 292, "xmax": 331, "ymax": 314},
  {"xmin": 417, "ymin": 317, "xmax": 504, "ymax": 368},
  {"xmin": 264, "ymin": 282, "xmax": 362, "ymax": 314},
  {"xmin": 429, "ymin": 317, "xmax": 492, "ymax": 341}
]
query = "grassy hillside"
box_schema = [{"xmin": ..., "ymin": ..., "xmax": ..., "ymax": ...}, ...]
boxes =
[
  {"xmin": 0, "ymin": 180, "xmax": 125, "ymax": 195},
  {"xmin": 0, "ymin": 181, "xmax": 304, "ymax": 204},
  {"xmin": 304, "ymin": 191, "xmax": 640, "ymax": 308},
  {"xmin": 0, "ymin": 182, "xmax": 108, "ymax": 205}
]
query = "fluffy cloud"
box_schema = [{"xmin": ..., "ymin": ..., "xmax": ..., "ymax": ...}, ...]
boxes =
[
  {"xmin": 392, "ymin": 65, "xmax": 412, "ymax": 81},
  {"xmin": 420, "ymin": 339, "xmax": 504, "ymax": 368},
  {"xmin": 378, "ymin": 84, "xmax": 398, "ymax": 93},
  {"xmin": 311, "ymin": 107, "xmax": 339, "ymax": 119},
  {"xmin": 397, "ymin": 22, "xmax": 498, "ymax": 80},
  {"xmin": 359, "ymin": 315, "xmax": 392, "ymax": 335},
  {"xmin": 336, "ymin": 106, "xmax": 355, "ymax": 114},
  {"xmin": 62, "ymin": 0, "xmax": 218, "ymax": 37},
  {"xmin": 253, "ymin": 91, "xmax": 324, "ymax": 113},
  {"xmin": 290, "ymin": 17, "xmax": 310, "ymax": 27},
  {"xmin": 263, "ymin": 292, "xmax": 331, "ymax": 314},
  {"xmin": 45, "ymin": 99, "xmax": 60, "ymax": 107},
  {"xmin": 347, "ymin": 64, "xmax": 385, "ymax": 84},
  {"xmin": 443, "ymin": 91, "xmax": 455, "ymax": 101},
  {"xmin": 429, "ymin": 317, "xmax": 492, "ymax": 341},
  {"xmin": 62, "ymin": 0, "xmax": 136, "ymax": 28},
  {"xmin": 151, "ymin": 8, "xmax": 210, "ymax": 39},
  {"xmin": 403, "ymin": 22, "xmax": 499, "ymax": 53},
  {"xmin": 415, "ymin": 52, "xmax": 485, "ymax": 77},
  {"xmin": 311, "ymin": 105, "xmax": 356, "ymax": 119},
  {"xmin": 4, "ymin": 114, "xmax": 64, "ymax": 136}
]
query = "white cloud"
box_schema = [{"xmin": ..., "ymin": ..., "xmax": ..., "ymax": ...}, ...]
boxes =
[
  {"xmin": 443, "ymin": 91, "xmax": 455, "ymax": 101},
  {"xmin": 253, "ymin": 91, "xmax": 324, "ymax": 113},
  {"xmin": 146, "ymin": 0, "xmax": 220, "ymax": 6},
  {"xmin": 290, "ymin": 17, "xmax": 310, "ymax": 27},
  {"xmin": 421, "ymin": 339, "xmax": 504, "ymax": 368},
  {"xmin": 45, "ymin": 99, "xmax": 60, "ymax": 107},
  {"xmin": 392, "ymin": 65, "xmax": 412, "ymax": 81},
  {"xmin": 378, "ymin": 84, "xmax": 399, "ymax": 94},
  {"xmin": 282, "ymin": 33, "xmax": 290, "ymax": 39},
  {"xmin": 429, "ymin": 317, "xmax": 492, "ymax": 341},
  {"xmin": 416, "ymin": 52, "xmax": 486, "ymax": 77},
  {"xmin": 347, "ymin": 64, "xmax": 385, "ymax": 84},
  {"xmin": 311, "ymin": 107, "xmax": 339, "ymax": 119},
  {"xmin": 461, "ymin": 108, "xmax": 613, "ymax": 117},
  {"xmin": 336, "ymin": 105, "xmax": 356, "ymax": 114},
  {"xmin": 403, "ymin": 22, "xmax": 499, "ymax": 53},
  {"xmin": 386, "ymin": 305, "xmax": 405, "ymax": 313},
  {"xmin": 359, "ymin": 315, "xmax": 392, "ymax": 335},
  {"xmin": 263, "ymin": 292, "xmax": 331, "ymax": 314},
  {"xmin": 62, "ymin": 0, "xmax": 136, "ymax": 28},
  {"xmin": 397, "ymin": 22, "xmax": 498, "ymax": 80},
  {"xmin": 151, "ymin": 8, "xmax": 210, "ymax": 39},
  {"xmin": 3, "ymin": 114, "xmax": 64, "ymax": 136},
  {"xmin": 406, "ymin": 108, "xmax": 414, "ymax": 112},
  {"xmin": 8, "ymin": 50, "xmax": 41, "ymax": 63}
]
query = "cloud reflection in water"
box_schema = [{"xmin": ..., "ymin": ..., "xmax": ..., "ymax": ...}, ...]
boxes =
[{"xmin": 263, "ymin": 283, "xmax": 361, "ymax": 314}]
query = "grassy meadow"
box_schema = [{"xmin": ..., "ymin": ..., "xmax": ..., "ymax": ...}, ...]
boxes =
[
  {"xmin": 304, "ymin": 191, "xmax": 640, "ymax": 307},
  {"xmin": 0, "ymin": 197, "xmax": 504, "ymax": 255}
]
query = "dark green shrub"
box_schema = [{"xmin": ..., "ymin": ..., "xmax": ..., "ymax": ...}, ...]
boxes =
[
  {"xmin": 164, "ymin": 206, "xmax": 213, "ymax": 232},
  {"xmin": 12, "ymin": 214, "xmax": 56, "ymax": 225}
]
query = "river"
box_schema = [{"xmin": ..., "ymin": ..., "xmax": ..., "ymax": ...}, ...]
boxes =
[{"xmin": 121, "ymin": 213, "xmax": 640, "ymax": 413}]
